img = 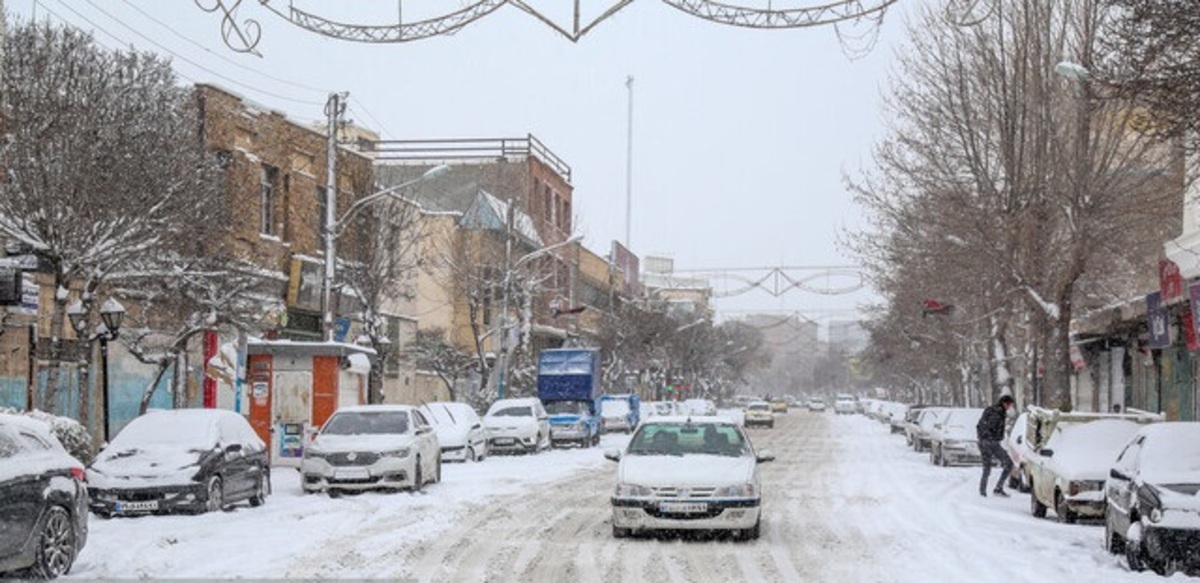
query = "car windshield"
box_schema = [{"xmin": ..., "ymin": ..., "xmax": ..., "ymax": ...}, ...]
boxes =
[
  {"xmin": 1141, "ymin": 427, "xmax": 1200, "ymax": 478},
  {"xmin": 322, "ymin": 412, "xmax": 409, "ymax": 436},
  {"xmin": 748, "ymin": 404, "xmax": 769, "ymax": 411},
  {"xmin": 627, "ymin": 423, "xmax": 749, "ymax": 457},
  {"xmin": 110, "ymin": 413, "xmax": 217, "ymax": 451},
  {"xmin": 545, "ymin": 401, "xmax": 589, "ymax": 415},
  {"xmin": 491, "ymin": 407, "xmax": 533, "ymax": 418},
  {"xmin": 0, "ymin": 431, "xmax": 19, "ymax": 458}
]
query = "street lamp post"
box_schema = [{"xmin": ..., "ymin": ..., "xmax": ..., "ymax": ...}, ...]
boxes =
[
  {"xmin": 68, "ymin": 297, "xmax": 125, "ymax": 443},
  {"xmin": 320, "ymin": 164, "xmax": 448, "ymax": 341},
  {"xmin": 495, "ymin": 234, "xmax": 582, "ymax": 399}
]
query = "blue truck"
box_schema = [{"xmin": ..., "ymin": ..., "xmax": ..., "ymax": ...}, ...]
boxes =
[{"xmin": 537, "ymin": 348, "xmax": 602, "ymax": 448}]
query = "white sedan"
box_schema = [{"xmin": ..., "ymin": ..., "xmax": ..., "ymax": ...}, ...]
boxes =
[
  {"xmin": 301, "ymin": 405, "xmax": 441, "ymax": 495},
  {"xmin": 605, "ymin": 416, "xmax": 775, "ymax": 540},
  {"xmin": 421, "ymin": 402, "xmax": 488, "ymax": 463}
]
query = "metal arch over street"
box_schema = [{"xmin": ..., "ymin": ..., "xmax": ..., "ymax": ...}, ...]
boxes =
[
  {"xmin": 194, "ymin": 0, "xmax": 900, "ymax": 55},
  {"xmin": 659, "ymin": 265, "xmax": 865, "ymax": 297}
]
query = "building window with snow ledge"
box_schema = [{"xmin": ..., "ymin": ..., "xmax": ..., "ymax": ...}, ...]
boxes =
[{"xmin": 260, "ymin": 164, "xmax": 278, "ymax": 236}]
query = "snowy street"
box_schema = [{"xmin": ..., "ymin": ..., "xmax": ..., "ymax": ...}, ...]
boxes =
[{"xmin": 64, "ymin": 413, "xmax": 1171, "ymax": 582}]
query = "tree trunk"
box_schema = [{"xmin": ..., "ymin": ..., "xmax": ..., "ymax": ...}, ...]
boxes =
[
  {"xmin": 368, "ymin": 351, "xmax": 385, "ymax": 404},
  {"xmin": 138, "ymin": 359, "xmax": 173, "ymax": 415},
  {"xmin": 43, "ymin": 292, "xmax": 69, "ymax": 414}
]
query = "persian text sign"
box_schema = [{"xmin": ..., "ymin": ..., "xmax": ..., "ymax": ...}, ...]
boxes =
[{"xmin": 1147, "ymin": 291, "xmax": 1172, "ymax": 349}]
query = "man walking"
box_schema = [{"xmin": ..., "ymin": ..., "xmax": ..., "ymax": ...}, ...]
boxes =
[{"xmin": 976, "ymin": 395, "xmax": 1016, "ymax": 497}]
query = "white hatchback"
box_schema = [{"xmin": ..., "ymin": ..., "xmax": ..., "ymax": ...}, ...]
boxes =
[{"xmin": 605, "ymin": 417, "xmax": 775, "ymax": 539}]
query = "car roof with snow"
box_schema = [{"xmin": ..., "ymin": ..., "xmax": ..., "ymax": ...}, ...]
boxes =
[{"xmin": 336, "ymin": 404, "xmax": 417, "ymax": 414}]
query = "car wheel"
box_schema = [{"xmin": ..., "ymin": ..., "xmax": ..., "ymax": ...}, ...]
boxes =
[
  {"xmin": 1054, "ymin": 490, "xmax": 1076, "ymax": 524},
  {"xmin": 249, "ymin": 469, "xmax": 269, "ymax": 507},
  {"xmin": 1126, "ymin": 523, "xmax": 1147, "ymax": 572},
  {"xmin": 1030, "ymin": 483, "xmax": 1047, "ymax": 518},
  {"xmin": 205, "ymin": 477, "xmax": 224, "ymax": 513},
  {"xmin": 738, "ymin": 519, "xmax": 761, "ymax": 541},
  {"xmin": 612, "ymin": 525, "xmax": 632, "ymax": 539},
  {"xmin": 1104, "ymin": 511, "xmax": 1125, "ymax": 555},
  {"xmin": 31, "ymin": 506, "xmax": 76, "ymax": 579},
  {"xmin": 327, "ymin": 489, "xmax": 343, "ymax": 499},
  {"xmin": 412, "ymin": 457, "xmax": 423, "ymax": 493},
  {"xmin": 466, "ymin": 446, "xmax": 477, "ymax": 462},
  {"xmin": 432, "ymin": 456, "xmax": 442, "ymax": 484}
]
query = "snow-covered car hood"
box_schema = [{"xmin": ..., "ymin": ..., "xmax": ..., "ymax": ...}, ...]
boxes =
[
  {"xmin": 934, "ymin": 426, "xmax": 975, "ymax": 442},
  {"xmin": 310, "ymin": 433, "xmax": 415, "ymax": 454},
  {"xmin": 432, "ymin": 425, "xmax": 470, "ymax": 448},
  {"xmin": 88, "ymin": 447, "xmax": 208, "ymax": 489},
  {"xmin": 618, "ymin": 454, "xmax": 756, "ymax": 488}
]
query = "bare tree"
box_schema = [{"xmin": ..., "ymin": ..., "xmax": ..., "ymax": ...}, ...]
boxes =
[
  {"xmin": 849, "ymin": 1, "xmax": 1177, "ymax": 407},
  {"xmin": 0, "ymin": 22, "xmax": 224, "ymax": 412},
  {"xmin": 339, "ymin": 196, "xmax": 424, "ymax": 404},
  {"xmin": 405, "ymin": 327, "xmax": 475, "ymax": 402}
]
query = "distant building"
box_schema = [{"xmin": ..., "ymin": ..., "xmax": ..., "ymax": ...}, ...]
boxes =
[
  {"xmin": 642, "ymin": 255, "xmax": 714, "ymax": 320},
  {"xmin": 827, "ymin": 320, "xmax": 869, "ymax": 353}
]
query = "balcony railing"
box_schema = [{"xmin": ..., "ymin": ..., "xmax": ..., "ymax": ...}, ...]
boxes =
[{"xmin": 368, "ymin": 134, "xmax": 572, "ymax": 182}]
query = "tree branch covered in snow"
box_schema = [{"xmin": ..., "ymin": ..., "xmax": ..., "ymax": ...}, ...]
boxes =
[{"xmin": 1, "ymin": 22, "xmax": 225, "ymax": 412}]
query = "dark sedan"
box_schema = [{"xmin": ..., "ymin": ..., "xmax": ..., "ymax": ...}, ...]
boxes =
[
  {"xmin": 87, "ymin": 409, "xmax": 269, "ymax": 517},
  {"xmin": 0, "ymin": 414, "xmax": 89, "ymax": 579}
]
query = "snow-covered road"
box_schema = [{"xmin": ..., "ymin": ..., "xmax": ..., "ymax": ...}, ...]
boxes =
[{"xmin": 65, "ymin": 413, "xmax": 1182, "ymax": 581}]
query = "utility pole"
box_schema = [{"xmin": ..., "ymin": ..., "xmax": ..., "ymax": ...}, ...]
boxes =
[
  {"xmin": 624, "ymin": 75, "xmax": 634, "ymax": 250},
  {"xmin": 322, "ymin": 92, "xmax": 347, "ymax": 342}
]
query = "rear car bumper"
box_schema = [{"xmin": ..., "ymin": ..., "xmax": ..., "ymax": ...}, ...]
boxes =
[
  {"xmin": 611, "ymin": 497, "xmax": 761, "ymax": 531},
  {"xmin": 301, "ymin": 456, "xmax": 414, "ymax": 491},
  {"xmin": 88, "ymin": 483, "xmax": 207, "ymax": 515}
]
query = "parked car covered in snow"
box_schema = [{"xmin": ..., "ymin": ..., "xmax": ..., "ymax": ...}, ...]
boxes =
[
  {"xmin": 642, "ymin": 401, "xmax": 686, "ymax": 420},
  {"xmin": 421, "ymin": 402, "xmax": 487, "ymax": 462},
  {"xmin": 483, "ymin": 398, "xmax": 550, "ymax": 454},
  {"xmin": 88, "ymin": 409, "xmax": 268, "ymax": 517},
  {"xmin": 884, "ymin": 402, "xmax": 910, "ymax": 433},
  {"xmin": 685, "ymin": 399, "xmax": 718, "ymax": 417},
  {"xmin": 1004, "ymin": 412, "xmax": 1033, "ymax": 492},
  {"xmin": 302, "ymin": 405, "xmax": 441, "ymax": 495},
  {"xmin": 1106, "ymin": 423, "xmax": 1200, "ymax": 575},
  {"xmin": 0, "ymin": 414, "xmax": 88, "ymax": 579},
  {"xmin": 928, "ymin": 408, "xmax": 984, "ymax": 466},
  {"xmin": 600, "ymin": 394, "xmax": 640, "ymax": 434},
  {"xmin": 605, "ymin": 416, "xmax": 775, "ymax": 539},
  {"xmin": 1028, "ymin": 418, "xmax": 1147, "ymax": 523},
  {"xmin": 907, "ymin": 407, "xmax": 947, "ymax": 453},
  {"xmin": 807, "ymin": 399, "xmax": 828, "ymax": 413}
]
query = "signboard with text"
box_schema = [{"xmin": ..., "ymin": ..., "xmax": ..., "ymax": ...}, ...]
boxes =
[{"xmin": 1147, "ymin": 291, "xmax": 1172, "ymax": 349}]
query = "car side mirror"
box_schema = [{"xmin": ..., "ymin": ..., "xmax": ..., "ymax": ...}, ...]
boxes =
[
  {"xmin": 756, "ymin": 450, "xmax": 776, "ymax": 464},
  {"xmin": 225, "ymin": 443, "xmax": 243, "ymax": 453},
  {"xmin": 604, "ymin": 448, "xmax": 621, "ymax": 462},
  {"xmin": 1039, "ymin": 449, "xmax": 1054, "ymax": 458},
  {"xmin": 418, "ymin": 426, "xmax": 433, "ymax": 435},
  {"xmin": 472, "ymin": 424, "xmax": 482, "ymax": 430},
  {"xmin": 1110, "ymin": 468, "xmax": 1130, "ymax": 481}
]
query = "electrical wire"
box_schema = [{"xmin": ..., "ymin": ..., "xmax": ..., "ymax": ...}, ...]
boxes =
[
  {"xmin": 52, "ymin": 0, "xmax": 325, "ymax": 108},
  {"xmin": 116, "ymin": 0, "xmax": 333, "ymax": 97}
]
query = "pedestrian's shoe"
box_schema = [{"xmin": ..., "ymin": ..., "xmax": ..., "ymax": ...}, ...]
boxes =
[
  {"xmin": 992, "ymin": 489, "xmax": 1010, "ymax": 498},
  {"xmin": 979, "ymin": 489, "xmax": 987, "ymax": 497}
]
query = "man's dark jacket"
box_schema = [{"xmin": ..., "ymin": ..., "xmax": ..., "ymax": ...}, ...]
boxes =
[{"xmin": 976, "ymin": 404, "xmax": 1007, "ymax": 442}]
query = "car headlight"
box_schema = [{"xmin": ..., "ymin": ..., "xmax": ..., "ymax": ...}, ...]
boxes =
[
  {"xmin": 615, "ymin": 483, "xmax": 653, "ymax": 497},
  {"xmin": 1150, "ymin": 507, "xmax": 1163, "ymax": 523},
  {"xmin": 715, "ymin": 483, "xmax": 757, "ymax": 498},
  {"xmin": 382, "ymin": 449, "xmax": 410, "ymax": 458},
  {"xmin": 305, "ymin": 450, "xmax": 327, "ymax": 460}
]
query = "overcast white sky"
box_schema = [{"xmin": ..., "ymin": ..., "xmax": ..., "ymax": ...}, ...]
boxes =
[{"xmin": 9, "ymin": 0, "xmax": 912, "ymax": 327}]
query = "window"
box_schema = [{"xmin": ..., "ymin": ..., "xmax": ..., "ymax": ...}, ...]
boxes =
[
  {"xmin": 259, "ymin": 165, "xmax": 278, "ymax": 235},
  {"xmin": 214, "ymin": 149, "xmax": 233, "ymax": 171}
]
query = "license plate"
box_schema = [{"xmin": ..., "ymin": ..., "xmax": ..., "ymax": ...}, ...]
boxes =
[
  {"xmin": 115, "ymin": 500, "xmax": 158, "ymax": 512},
  {"xmin": 659, "ymin": 502, "xmax": 708, "ymax": 514},
  {"xmin": 334, "ymin": 468, "xmax": 370, "ymax": 480},
  {"xmin": 494, "ymin": 438, "xmax": 515, "ymax": 445}
]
